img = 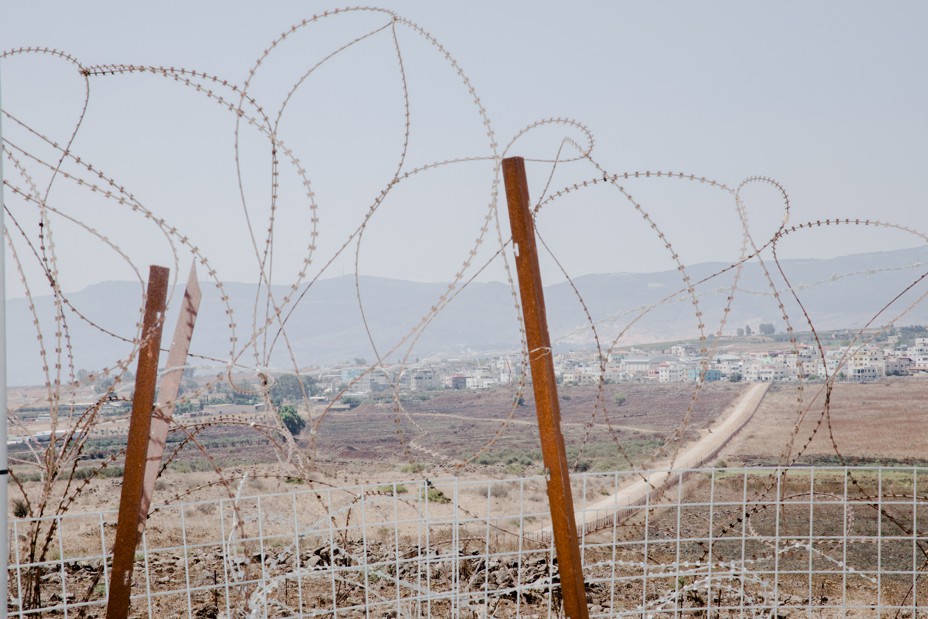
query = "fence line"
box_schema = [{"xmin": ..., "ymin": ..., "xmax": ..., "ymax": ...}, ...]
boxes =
[{"xmin": 8, "ymin": 466, "xmax": 928, "ymax": 617}]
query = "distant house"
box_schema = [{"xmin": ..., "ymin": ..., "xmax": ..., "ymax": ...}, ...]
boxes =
[
  {"xmin": 686, "ymin": 368, "xmax": 722, "ymax": 382},
  {"xmin": 658, "ymin": 363, "xmax": 686, "ymax": 383},
  {"xmin": 340, "ymin": 367, "xmax": 364, "ymax": 382},
  {"xmin": 622, "ymin": 357, "xmax": 651, "ymax": 375},
  {"xmin": 745, "ymin": 364, "xmax": 790, "ymax": 382},
  {"xmin": 410, "ymin": 369, "xmax": 440, "ymax": 391},
  {"xmin": 885, "ymin": 356, "xmax": 912, "ymax": 375},
  {"xmin": 907, "ymin": 338, "xmax": 928, "ymax": 372},
  {"xmin": 846, "ymin": 346, "xmax": 886, "ymax": 382},
  {"xmin": 712, "ymin": 354, "xmax": 742, "ymax": 377}
]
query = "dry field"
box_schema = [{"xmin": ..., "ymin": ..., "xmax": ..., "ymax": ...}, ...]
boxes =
[
  {"xmin": 7, "ymin": 381, "xmax": 745, "ymax": 518},
  {"xmin": 720, "ymin": 377, "xmax": 928, "ymax": 467},
  {"xmin": 11, "ymin": 379, "xmax": 928, "ymax": 617},
  {"xmin": 315, "ymin": 382, "xmax": 743, "ymax": 472},
  {"xmin": 591, "ymin": 467, "xmax": 928, "ymax": 615}
]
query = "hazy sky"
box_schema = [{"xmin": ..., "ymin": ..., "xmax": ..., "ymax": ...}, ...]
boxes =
[{"xmin": 2, "ymin": 2, "xmax": 927, "ymax": 296}]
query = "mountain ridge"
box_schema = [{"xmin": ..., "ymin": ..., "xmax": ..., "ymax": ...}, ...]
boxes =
[{"xmin": 7, "ymin": 245, "xmax": 928, "ymax": 386}]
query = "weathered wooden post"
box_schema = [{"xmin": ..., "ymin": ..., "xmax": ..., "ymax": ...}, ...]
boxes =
[
  {"xmin": 502, "ymin": 156, "xmax": 589, "ymax": 619},
  {"xmin": 140, "ymin": 263, "xmax": 201, "ymax": 527}
]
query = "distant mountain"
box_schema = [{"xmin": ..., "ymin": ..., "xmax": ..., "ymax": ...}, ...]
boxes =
[{"xmin": 7, "ymin": 245, "xmax": 928, "ymax": 385}]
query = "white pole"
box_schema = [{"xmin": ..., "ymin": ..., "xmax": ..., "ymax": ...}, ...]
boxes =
[{"xmin": 0, "ymin": 64, "xmax": 10, "ymax": 619}]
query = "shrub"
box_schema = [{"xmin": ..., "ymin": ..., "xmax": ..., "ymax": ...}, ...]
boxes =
[
  {"xmin": 423, "ymin": 487, "xmax": 450, "ymax": 504},
  {"xmin": 278, "ymin": 405, "xmax": 306, "ymax": 436},
  {"xmin": 379, "ymin": 484, "xmax": 408, "ymax": 495},
  {"xmin": 12, "ymin": 499, "xmax": 28, "ymax": 518}
]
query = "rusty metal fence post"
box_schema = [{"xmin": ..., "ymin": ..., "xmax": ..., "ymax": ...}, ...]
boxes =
[
  {"xmin": 105, "ymin": 265, "xmax": 169, "ymax": 619},
  {"xmin": 502, "ymin": 156, "xmax": 589, "ymax": 619}
]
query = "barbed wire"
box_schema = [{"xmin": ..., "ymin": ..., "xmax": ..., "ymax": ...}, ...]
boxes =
[{"xmin": 4, "ymin": 6, "xmax": 928, "ymax": 613}]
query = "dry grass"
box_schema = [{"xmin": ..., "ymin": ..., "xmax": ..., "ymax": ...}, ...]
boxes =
[{"xmin": 721, "ymin": 377, "xmax": 928, "ymax": 467}]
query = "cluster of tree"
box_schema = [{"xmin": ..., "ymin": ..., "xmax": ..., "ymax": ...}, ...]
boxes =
[
  {"xmin": 270, "ymin": 374, "xmax": 319, "ymax": 437},
  {"xmin": 77, "ymin": 368, "xmax": 136, "ymax": 389},
  {"xmin": 269, "ymin": 373, "xmax": 318, "ymax": 405},
  {"xmin": 736, "ymin": 323, "xmax": 776, "ymax": 337}
]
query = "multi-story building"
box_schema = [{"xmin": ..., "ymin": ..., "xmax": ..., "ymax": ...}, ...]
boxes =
[
  {"xmin": 907, "ymin": 338, "xmax": 928, "ymax": 372},
  {"xmin": 622, "ymin": 357, "xmax": 651, "ymax": 376},
  {"xmin": 686, "ymin": 368, "xmax": 722, "ymax": 382},
  {"xmin": 885, "ymin": 355, "xmax": 912, "ymax": 376},
  {"xmin": 658, "ymin": 363, "xmax": 686, "ymax": 383},
  {"xmin": 410, "ymin": 368, "xmax": 440, "ymax": 391},
  {"xmin": 745, "ymin": 363, "xmax": 791, "ymax": 382},
  {"xmin": 712, "ymin": 354, "xmax": 742, "ymax": 378},
  {"xmin": 846, "ymin": 346, "xmax": 885, "ymax": 382}
]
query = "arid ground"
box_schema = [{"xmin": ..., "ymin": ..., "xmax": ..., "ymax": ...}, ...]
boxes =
[{"xmin": 719, "ymin": 376, "xmax": 928, "ymax": 467}]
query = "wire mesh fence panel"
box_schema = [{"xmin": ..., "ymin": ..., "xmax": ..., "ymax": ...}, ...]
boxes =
[{"xmin": 6, "ymin": 466, "xmax": 928, "ymax": 617}]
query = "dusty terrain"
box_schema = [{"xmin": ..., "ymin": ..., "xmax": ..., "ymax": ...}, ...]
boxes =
[
  {"xmin": 719, "ymin": 377, "xmax": 928, "ymax": 467},
  {"xmin": 5, "ymin": 382, "xmax": 743, "ymax": 521},
  {"xmin": 10, "ymin": 377, "xmax": 928, "ymax": 524},
  {"xmin": 10, "ymin": 379, "xmax": 928, "ymax": 616},
  {"xmin": 315, "ymin": 381, "xmax": 743, "ymax": 472}
]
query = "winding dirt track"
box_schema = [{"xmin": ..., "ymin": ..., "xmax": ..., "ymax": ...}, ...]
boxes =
[{"xmin": 542, "ymin": 382, "xmax": 770, "ymax": 532}]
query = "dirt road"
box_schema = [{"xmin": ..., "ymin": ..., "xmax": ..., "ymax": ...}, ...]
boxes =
[
  {"xmin": 541, "ymin": 382, "xmax": 770, "ymax": 532},
  {"xmin": 401, "ymin": 410, "xmax": 661, "ymax": 435}
]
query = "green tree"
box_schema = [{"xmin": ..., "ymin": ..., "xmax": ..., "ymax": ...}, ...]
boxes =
[
  {"xmin": 759, "ymin": 322, "xmax": 776, "ymax": 335},
  {"xmin": 270, "ymin": 373, "xmax": 317, "ymax": 404},
  {"xmin": 278, "ymin": 405, "xmax": 306, "ymax": 436}
]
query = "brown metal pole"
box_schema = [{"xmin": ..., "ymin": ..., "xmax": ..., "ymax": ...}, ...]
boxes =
[
  {"xmin": 502, "ymin": 156, "xmax": 589, "ymax": 619},
  {"xmin": 106, "ymin": 265, "xmax": 170, "ymax": 619}
]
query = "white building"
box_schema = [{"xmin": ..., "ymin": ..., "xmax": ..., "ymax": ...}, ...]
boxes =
[
  {"xmin": 846, "ymin": 346, "xmax": 885, "ymax": 382},
  {"xmin": 658, "ymin": 363, "xmax": 686, "ymax": 383},
  {"xmin": 908, "ymin": 338, "xmax": 928, "ymax": 371},
  {"xmin": 410, "ymin": 368, "xmax": 440, "ymax": 391}
]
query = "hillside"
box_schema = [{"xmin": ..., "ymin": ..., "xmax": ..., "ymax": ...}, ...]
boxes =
[{"xmin": 7, "ymin": 245, "xmax": 928, "ymax": 385}]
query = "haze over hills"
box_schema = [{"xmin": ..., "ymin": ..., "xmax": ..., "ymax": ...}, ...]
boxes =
[{"xmin": 7, "ymin": 246, "xmax": 928, "ymax": 386}]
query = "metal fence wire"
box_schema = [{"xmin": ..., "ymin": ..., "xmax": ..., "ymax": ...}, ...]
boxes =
[{"xmin": 7, "ymin": 466, "xmax": 928, "ymax": 617}]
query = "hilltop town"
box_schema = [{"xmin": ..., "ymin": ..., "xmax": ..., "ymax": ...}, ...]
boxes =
[{"xmin": 291, "ymin": 326, "xmax": 928, "ymax": 402}]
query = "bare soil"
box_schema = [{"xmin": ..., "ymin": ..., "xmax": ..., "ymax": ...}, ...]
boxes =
[{"xmin": 315, "ymin": 382, "xmax": 743, "ymax": 469}]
